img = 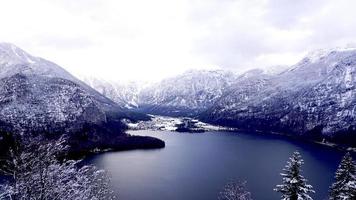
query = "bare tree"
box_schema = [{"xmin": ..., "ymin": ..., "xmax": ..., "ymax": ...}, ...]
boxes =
[
  {"xmin": 0, "ymin": 136, "xmax": 116, "ymax": 200},
  {"xmin": 218, "ymin": 180, "xmax": 253, "ymax": 200}
]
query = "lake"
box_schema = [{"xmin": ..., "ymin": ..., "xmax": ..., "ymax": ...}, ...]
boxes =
[{"xmin": 85, "ymin": 130, "xmax": 347, "ymax": 200}]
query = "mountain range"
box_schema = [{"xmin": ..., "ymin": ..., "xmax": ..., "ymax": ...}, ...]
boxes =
[
  {"xmin": 83, "ymin": 70, "xmax": 237, "ymax": 116},
  {"xmin": 0, "ymin": 42, "xmax": 354, "ymax": 148},
  {"xmin": 83, "ymin": 47, "xmax": 356, "ymax": 146}
]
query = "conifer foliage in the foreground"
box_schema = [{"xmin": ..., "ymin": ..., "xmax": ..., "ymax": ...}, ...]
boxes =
[
  {"xmin": 0, "ymin": 136, "xmax": 116, "ymax": 200},
  {"xmin": 274, "ymin": 151, "xmax": 314, "ymax": 200},
  {"xmin": 329, "ymin": 152, "xmax": 356, "ymax": 200},
  {"xmin": 218, "ymin": 180, "xmax": 253, "ymax": 200}
]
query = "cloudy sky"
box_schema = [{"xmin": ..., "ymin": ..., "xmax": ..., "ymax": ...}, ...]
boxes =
[{"xmin": 1, "ymin": 0, "xmax": 356, "ymax": 81}]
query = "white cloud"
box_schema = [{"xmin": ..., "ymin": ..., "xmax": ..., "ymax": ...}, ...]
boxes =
[{"xmin": 1, "ymin": 0, "xmax": 356, "ymax": 81}]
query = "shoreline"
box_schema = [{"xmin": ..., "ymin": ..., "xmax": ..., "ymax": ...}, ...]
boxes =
[
  {"xmin": 126, "ymin": 115, "xmax": 356, "ymax": 153},
  {"xmin": 66, "ymin": 134, "xmax": 165, "ymax": 160}
]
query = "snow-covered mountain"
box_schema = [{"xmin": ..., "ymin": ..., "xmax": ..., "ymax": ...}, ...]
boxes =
[
  {"xmin": 137, "ymin": 70, "xmax": 237, "ymax": 116},
  {"xmin": 81, "ymin": 70, "xmax": 238, "ymax": 116},
  {"xmin": 77, "ymin": 45, "xmax": 355, "ymax": 146},
  {"xmin": 81, "ymin": 77, "xmax": 144, "ymax": 109},
  {"xmin": 201, "ymin": 47, "xmax": 356, "ymax": 146},
  {"xmin": 0, "ymin": 43, "xmax": 156, "ymax": 152}
]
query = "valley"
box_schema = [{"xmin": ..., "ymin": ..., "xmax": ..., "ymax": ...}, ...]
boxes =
[
  {"xmin": 0, "ymin": 43, "xmax": 355, "ymax": 200},
  {"xmin": 83, "ymin": 47, "xmax": 356, "ymax": 148},
  {"xmin": 0, "ymin": 42, "xmax": 354, "ymax": 157},
  {"xmin": 1, "ymin": 1, "xmax": 356, "ymax": 199}
]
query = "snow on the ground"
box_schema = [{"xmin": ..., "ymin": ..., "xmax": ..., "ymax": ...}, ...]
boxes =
[{"xmin": 127, "ymin": 115, "xmax": 226, "ymax": 132}]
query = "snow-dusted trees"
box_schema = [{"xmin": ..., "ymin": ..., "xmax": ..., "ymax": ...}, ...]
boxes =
[
  {"xmin": 0, "ymin": 136, "xmax": 116, "ymax": 200},
  {"xmin": 329, "ymin": 152, "xmax": 356, "ymax": 200},
  {"xmin": 218, "ymin": 180, "xmax": 253, "ymax": 200},
  {"xmin": 274, "ymin": 151, "xmax": 314, "ymax": 200}
]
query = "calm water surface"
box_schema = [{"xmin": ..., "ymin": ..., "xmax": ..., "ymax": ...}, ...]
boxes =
[{"xmin": 86, "ymin": 130, "xmax": 347, "ymax": 200}]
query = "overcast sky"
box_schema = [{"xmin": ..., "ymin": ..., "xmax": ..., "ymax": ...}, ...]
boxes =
[{"xmin": 1, "ymin": 0, "xmax": 356, "ymax": 81}]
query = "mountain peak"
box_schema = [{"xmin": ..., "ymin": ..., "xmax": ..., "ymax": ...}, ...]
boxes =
[
  {"xmin": 0, "ymin": 42, "xmax": 78, "ymax": 81},
  {"xmin": 0, "ymin": 42, "xmax": 38, "ymax": 66}
]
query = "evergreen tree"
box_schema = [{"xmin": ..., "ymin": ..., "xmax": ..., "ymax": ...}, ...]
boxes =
[
  {"xmin": 329, "ymin": 152, "xmax": 356, "ymax": 200},
  {"xmin": 274, "ymin": 151, "xmax": 314, "ymax": 200}
]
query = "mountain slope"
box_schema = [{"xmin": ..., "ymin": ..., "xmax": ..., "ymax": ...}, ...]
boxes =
[
  {"xmin": 201, "ymin": 48, "xmax": 356, "ymax": 146},
  {"xmin": 0, "ymin": 43, "xmax": 161, "ymax": 153},
  {"xmin": 0, "ymin": 43, "xmax": 123, "ymax": 109}
]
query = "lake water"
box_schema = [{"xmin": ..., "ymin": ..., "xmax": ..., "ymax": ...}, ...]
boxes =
[{"xmin": 86, "ymin": 130, "xmax": 348, "ymax": 200}]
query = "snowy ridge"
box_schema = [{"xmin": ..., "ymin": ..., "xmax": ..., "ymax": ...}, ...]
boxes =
[
  {"xmin": 0, "ymin": 43, "xmax": 76, "ymax": 80},
  {"xmin": 306, "ymin": 46, "xmax": 356, "ymax": 63}
]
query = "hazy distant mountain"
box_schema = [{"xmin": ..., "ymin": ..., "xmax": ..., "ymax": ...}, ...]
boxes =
[
  {"xmin": 201, "ymin": 47, "xmax": 356, "ymax": 145},
  {"xmin": 137, "ymin": 70, "xmax": 237, "ymax": 116},
  {"xmin": 81, "ymin": 70, "xmax": 238, "ymax": 116},
  {"xmin": 0, "ymin": 43, "xmax": 159, "ymax": 153},
  {"xmin": 81, "ymin": 77, "xmax": 144, "ymax": 109}
]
